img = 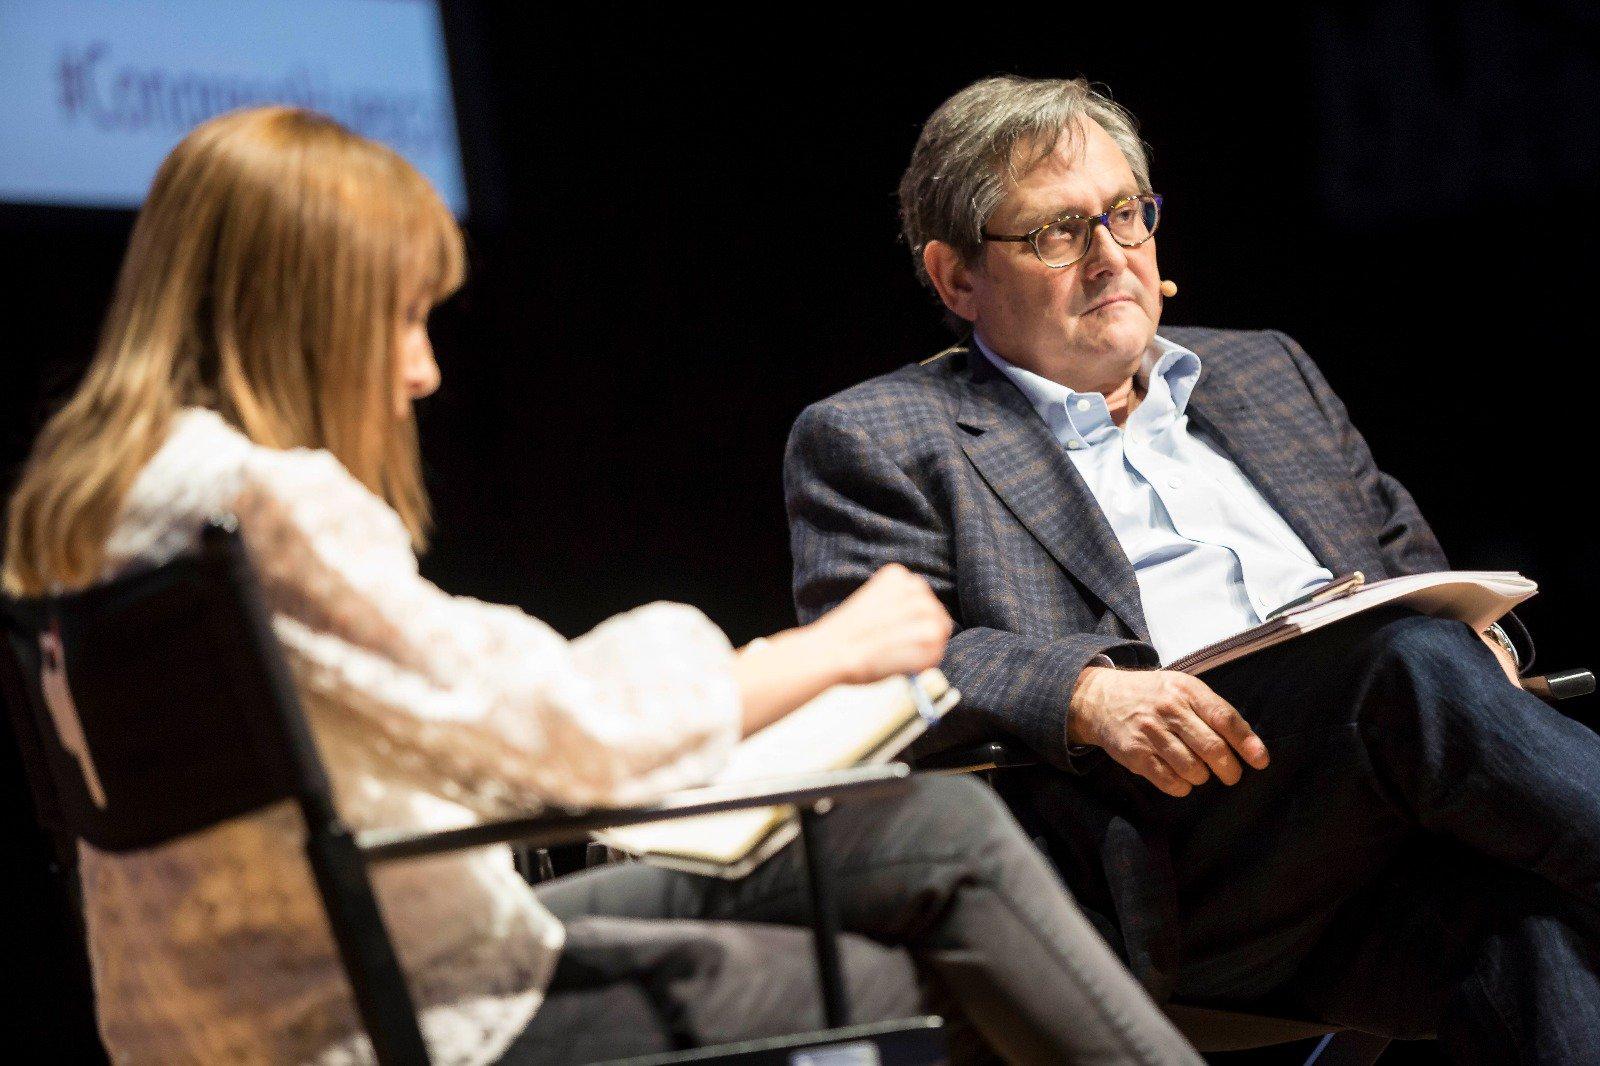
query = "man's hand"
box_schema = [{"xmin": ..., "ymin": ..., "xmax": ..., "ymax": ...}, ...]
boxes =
[{"xmin": 1068, "ymin": 667, "xmax": 1271, "ymax": 797}]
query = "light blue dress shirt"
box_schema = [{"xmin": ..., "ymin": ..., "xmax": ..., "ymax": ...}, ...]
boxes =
[{"xmin": 975, "ymin": 333, "xmax": 1333, "ymax": 665}]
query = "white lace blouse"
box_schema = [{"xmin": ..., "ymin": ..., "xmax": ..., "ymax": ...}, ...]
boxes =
[{"xmin": 79, "ymin": 409, "xmax": 742, "ymax": 1065}]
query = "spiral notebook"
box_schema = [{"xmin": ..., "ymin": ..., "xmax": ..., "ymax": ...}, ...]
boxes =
[{"xmin": 595, "ymin": 670, "xmax": 958, "ymax": 878}]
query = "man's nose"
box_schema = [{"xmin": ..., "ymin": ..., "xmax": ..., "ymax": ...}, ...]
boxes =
[{"xmin": 1079, "ymin": 222, "xmax": 1127, "ymax": 279}]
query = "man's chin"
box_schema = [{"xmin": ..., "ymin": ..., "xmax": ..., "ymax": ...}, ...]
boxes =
[{"xmin": 1070, "ymin": 320, "xmax": 1155, "ymax": 364}]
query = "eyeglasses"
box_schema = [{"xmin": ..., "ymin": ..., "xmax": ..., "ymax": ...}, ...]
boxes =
[{"xmin": 981, "ymin": 193, "xmax": 1162, "ymax": 269}]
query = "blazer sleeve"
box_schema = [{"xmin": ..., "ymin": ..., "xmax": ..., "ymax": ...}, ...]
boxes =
[
  {"xmin": 1270, "ymin": 330, "xmax": 1450, "ymax": 576},
  {"xmin": 785, "ymin": 399, "xmax": 1146, "ymax": 770}
]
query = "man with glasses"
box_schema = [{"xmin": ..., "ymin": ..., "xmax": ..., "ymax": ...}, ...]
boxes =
[{"xmin": 785, "ymin": 74, "xmax": 1600, "ymax": 1057}]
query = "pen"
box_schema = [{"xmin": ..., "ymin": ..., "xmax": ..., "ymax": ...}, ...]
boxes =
[
  {"xmin": 908, "ymin": 675, "xmax": 942, "ymax": 724},
  {"xmin": 1264, "ymin": 571, "xmax": 1364, "ymax": 621}
]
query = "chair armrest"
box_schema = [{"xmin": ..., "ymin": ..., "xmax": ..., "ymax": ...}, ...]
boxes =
[
  {"xmin": 915, "ymin": 740, "xmax": 1040, "ymax": 775},
  {"xmin": 359, "ymin": 763, "xmax": 912, "ymax": 864},
  {"xmin": 1523, "ymin": 669, "xmax": 1596, "ymax": 705}
]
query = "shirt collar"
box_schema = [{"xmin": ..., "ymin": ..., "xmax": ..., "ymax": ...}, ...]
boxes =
[{"xmin": 973, "ymin": 331, "xmax": 1202, "ymax": 448}]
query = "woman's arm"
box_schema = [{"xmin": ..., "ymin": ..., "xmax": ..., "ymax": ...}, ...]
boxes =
[
  {"xmin": 235, "ymin": 446, "xmax": 739, "ymax": 811},
  {"xmin": 234, "ymin": 447, "xmax": 948, "ymax": 814},
  {"xmin": 733, "ymin": 564, "xmax": 953, "ymax": 735}
]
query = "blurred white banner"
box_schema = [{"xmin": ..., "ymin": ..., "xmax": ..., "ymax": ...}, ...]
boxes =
[{"xmin": 0, "ymin": 0, "xmax": 468, "ymax": 214}]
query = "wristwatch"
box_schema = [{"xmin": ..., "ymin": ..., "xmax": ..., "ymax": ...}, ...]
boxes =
[{"xmin": 1485, "ymin": 621, "xmax": 1521, "ymax": 671}]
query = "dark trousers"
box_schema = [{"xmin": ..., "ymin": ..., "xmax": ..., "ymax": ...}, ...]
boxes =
[
  {"xmin": 501, "ymin": 775, "xmax": 1201, "ymax": 1065},
  {"xmin": 1130, "ymin": 609, "xmax": 1600, "ymax": 1061},
  {"xmin": 496, "ymin": 915, "xmax": 925, "ymax": 1063}
]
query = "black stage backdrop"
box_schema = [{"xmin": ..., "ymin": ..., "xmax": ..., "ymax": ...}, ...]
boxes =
[{"xmin": 3, "ymin": 4, "xmax": 1595, "ymax": 1061}]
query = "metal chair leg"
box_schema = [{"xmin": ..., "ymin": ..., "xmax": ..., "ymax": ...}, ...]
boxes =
[
  {"xmin": 512, "ymin": 846, "xmax": 557, "ymax": 884},
  {"xmin": 585, "ymin": 842, "xmax": 632, "ymax": 868},
  {"xmin": 798, "ymin": 801, "xmax": 849, "ymax": 1029},
  {"xmin": 1305, "ymin": 1030, "xmax": 1391, "ymax": 1066}
]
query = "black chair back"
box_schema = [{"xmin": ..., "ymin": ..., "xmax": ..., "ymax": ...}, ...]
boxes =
[{"xmin": 0, "ymin": 520, "xmax": 432, "ymax": 1064}]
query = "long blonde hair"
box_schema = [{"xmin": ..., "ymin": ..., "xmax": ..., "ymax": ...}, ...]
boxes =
[{"xmin": 4, "ymin": 106, "xmax": 464, "ymax": 596}]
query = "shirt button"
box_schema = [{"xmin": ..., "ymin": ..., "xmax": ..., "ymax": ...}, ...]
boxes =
[
  {"xmin": 1167, "ymin": 476, "xmax": 1183, "ymax": 489},
  {"xmin": 1066, "ymin": 439, "xmax": 1084, "ymax": 450},
  {"xmin": 1075, "ymin": 398, "xmax": 1093, "ymax": 412}
]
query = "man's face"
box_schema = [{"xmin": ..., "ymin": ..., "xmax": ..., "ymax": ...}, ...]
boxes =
[{"xmin": 942, "ymin": 120, "xmax": 1163, "ymax": 390}]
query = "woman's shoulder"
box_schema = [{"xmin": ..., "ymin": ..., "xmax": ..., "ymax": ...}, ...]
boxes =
[
  {"xmin": 101, "ymin": 409, "xmax": 250, "ymax": 572},
  {"xmin": 103, "ymin": 408, "xmax": 401, "ymax": 575},
  {"xmin": 151, "ymin": 407, "xmax": 255, "ymax": 484}
]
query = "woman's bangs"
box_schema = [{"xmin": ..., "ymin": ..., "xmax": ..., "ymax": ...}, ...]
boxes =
[{"xmin": 400, "ymin": 175, "xmax": 465, "ymax": 309}]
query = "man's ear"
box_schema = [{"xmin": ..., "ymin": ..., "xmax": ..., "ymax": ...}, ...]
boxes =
[{"xmin": 923, "ymin": 241, "xmax": 980, "ymax": 324}]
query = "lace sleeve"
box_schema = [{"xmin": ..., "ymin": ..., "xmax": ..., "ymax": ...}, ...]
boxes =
[{"xmin": 233, "ymin": 446, "xmax": 742, "ymax": 812}]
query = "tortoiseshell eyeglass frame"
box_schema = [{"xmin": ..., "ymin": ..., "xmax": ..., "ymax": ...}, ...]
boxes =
[{"xmin": 981, "ymin": 193, "xmax": 1163, "ymax": 269}]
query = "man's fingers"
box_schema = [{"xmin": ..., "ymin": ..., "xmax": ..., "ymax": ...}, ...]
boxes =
[
  {"xmin": 1090, "ymin": 672, "xmax": 1268, "ymax": 797},
  {"xmin": 1191, "ymin": 686, "xmax": 1270, "ymax": 769},
  {"xmin": 1135, "ymin": 752, "xmax": 1194, "ymax": 797},
  {"xmin": 1169, "ymin": 711, "xmax": 1243, "ymax": 786},
  {"xmin": 1152, "ymin": 732, "xmax": 1212, "ymax": 787}
]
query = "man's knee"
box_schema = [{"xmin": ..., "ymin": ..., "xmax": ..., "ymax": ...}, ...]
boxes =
[
  {"xmin": 1359, "ymin": 613, "xmax": 1495, "ymax": 691},
  {"xmin": 1370, "ymin": 612, "xmax": 1479, "ymax": 660}
]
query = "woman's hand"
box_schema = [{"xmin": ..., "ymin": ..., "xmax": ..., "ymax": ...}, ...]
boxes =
[
  {"xmin": 806, "ymin": 564, "xmax": 953, "ymax": 685},
  {"xmin": 732, "ymin": 564, "xmax": 952, "ymax": 736}
]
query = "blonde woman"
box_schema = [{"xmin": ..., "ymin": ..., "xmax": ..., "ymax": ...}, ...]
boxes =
[{"xmin": 3, "ymin": 108, "xmax": 1198, "ymax": 1066}]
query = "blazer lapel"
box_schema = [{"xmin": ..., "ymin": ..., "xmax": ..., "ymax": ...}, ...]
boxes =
[
  {"xmin": 1186, "ymin": 367, "xmax": 1367, "ymax": 577},
  {"xmin": 954, "ymin": 351, "xmax": 1151, "ymax": 641}
]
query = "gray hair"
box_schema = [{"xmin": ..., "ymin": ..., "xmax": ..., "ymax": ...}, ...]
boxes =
[{"xmin": 897, "ymin": 75, "xmax": 1151, "ymax": 291}]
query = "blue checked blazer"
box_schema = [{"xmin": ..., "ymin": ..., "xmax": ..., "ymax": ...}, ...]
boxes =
[{"xmin": 784, "ymin": 326, "xmax": 1450, "ymax": 994}]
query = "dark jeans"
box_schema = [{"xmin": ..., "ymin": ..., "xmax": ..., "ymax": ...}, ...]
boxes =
[
  {"xmin": 1137, "ymin": 609, "xmax": 1600, "ymax": 1061},
  {"xmin": 501, "ymin": 774, "xmax": 1201, "ymax": 1065}
]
